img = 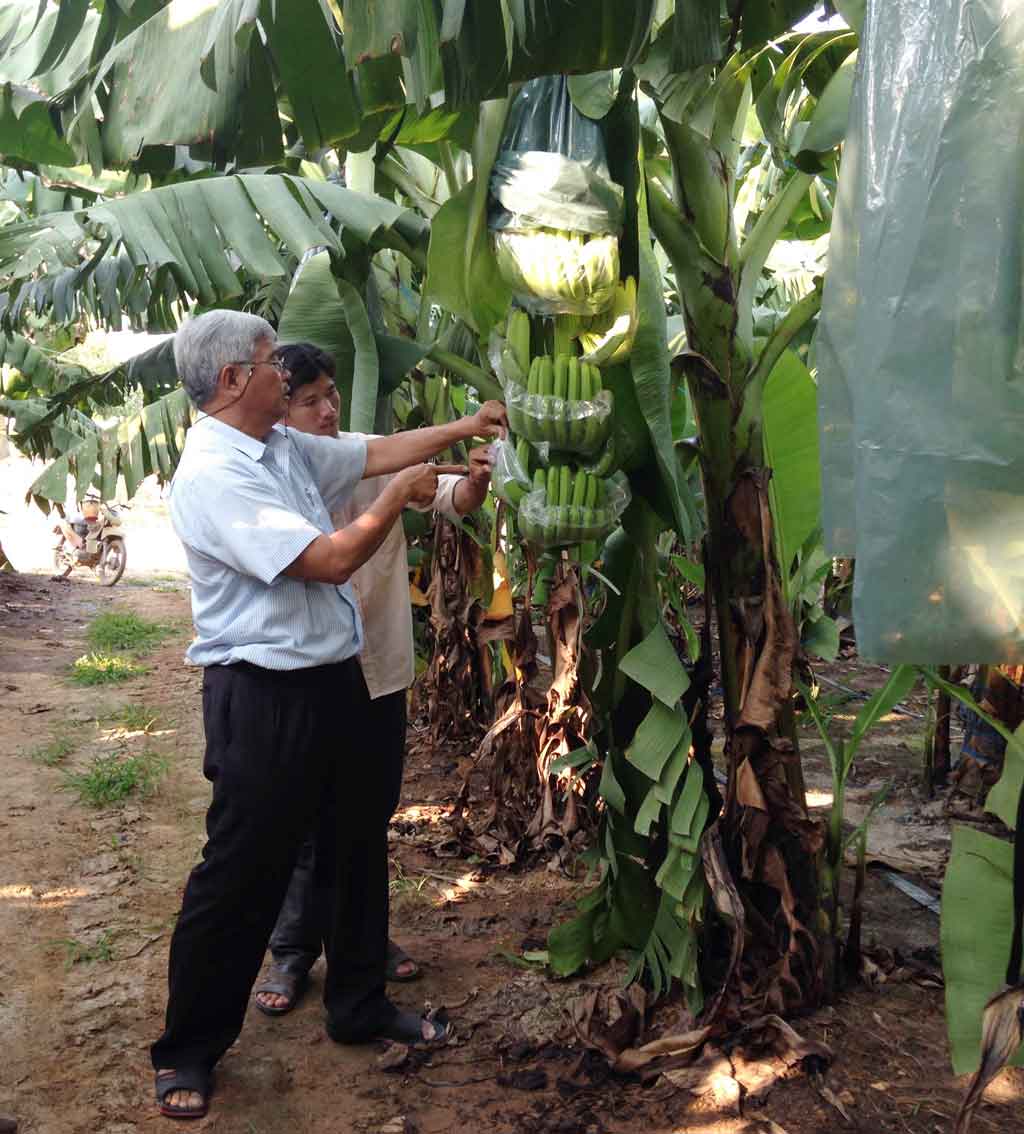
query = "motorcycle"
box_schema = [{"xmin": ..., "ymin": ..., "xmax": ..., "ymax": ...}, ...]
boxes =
[{"xmin": 53, "ymin": 502, "xmax": 128, "ymax": 586}]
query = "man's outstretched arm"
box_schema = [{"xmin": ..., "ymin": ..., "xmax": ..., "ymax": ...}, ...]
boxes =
[{"xmin": 363, "ymin": 401, "xmax": 507, "ymax": 478}]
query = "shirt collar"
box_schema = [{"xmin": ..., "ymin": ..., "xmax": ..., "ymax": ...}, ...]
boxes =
[{"xmin": 195, "ymin": 415, "xmax": 276, "ymax": 462}]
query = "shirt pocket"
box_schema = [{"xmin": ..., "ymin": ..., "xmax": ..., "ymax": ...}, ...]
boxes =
[{"xmin": 301, "ymin": 481, "xmax": 329, "ymax": 526}]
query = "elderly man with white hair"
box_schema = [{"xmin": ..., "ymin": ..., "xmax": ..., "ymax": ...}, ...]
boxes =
[{"xmin": 151, "ymin": 310, "xmax": 506, "ymax": 1120}]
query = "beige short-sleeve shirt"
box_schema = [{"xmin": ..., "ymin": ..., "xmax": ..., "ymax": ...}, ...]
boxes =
[{"xmin": 331, "ymin": 433, "xmax": 461, "ymax": 699}]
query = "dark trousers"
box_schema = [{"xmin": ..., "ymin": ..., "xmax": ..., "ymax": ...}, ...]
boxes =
[
  {"xmin": 150, "ymin": 659, "xmax": 395, "ymax": 1073},
  {"xmin": 269, "ymin": 686, "xmax": 406, "ymax": 974}
]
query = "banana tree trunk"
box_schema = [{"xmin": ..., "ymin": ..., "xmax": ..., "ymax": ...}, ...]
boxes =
[{"xmin": 651, "ymin": 126, "xmax": 827, "ymax": 1016}]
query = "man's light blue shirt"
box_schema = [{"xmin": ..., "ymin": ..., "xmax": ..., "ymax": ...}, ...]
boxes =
[{"xmin": 169, "ymin": 416, "xmax": 367, "ymax": 670}]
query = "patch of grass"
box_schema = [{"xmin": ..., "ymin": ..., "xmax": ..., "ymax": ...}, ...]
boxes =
[
  {"xmin": 388, "ymin": 859, "xmax": 433, "ymax": 910},
  {"xmin": 53, "ymin": 930, "xmax": 115, "ymax": 970},
  {"xmin": 70, "ymin": 653, "xmax": 148, "ymax": 685},
  {"xmin": 87, "ymin": 610, "xmax": 169, "ymax": 654},
  {"xmin": 115, "ymin": 702, "xmax": 164, "ymax": 732},
  {"xmin": 64, "ymin": 749, "xmax": 167, "ymax": 806},
  {"xmin": 27, "ymin": 728, "xmax": 77, "ymax": 766}
]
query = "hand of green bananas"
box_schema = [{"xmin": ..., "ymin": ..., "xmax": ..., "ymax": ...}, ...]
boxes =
[
  {"xmin": 493, "ymin": 227, "xmax": 619, "ymax": 316},
  {"xmin": 505, "ymin": 355, "xmax": 613, "ymax": 455},
  {"xmin": 516, "ymin": 463, "xmax": 624, "ymax": 547}
]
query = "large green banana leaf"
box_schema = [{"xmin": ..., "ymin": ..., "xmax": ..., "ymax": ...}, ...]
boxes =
[
  {"xmin": 0, "ymin": 83, "xmax": 75, "ymax": 165},
  {"xmin": 0, "ymin": 380, "xmax": 193, "ymax": 507},
  {"xmin": 762, "ymin": 348, "xmax": 820, "ymax": 586},
  {"xmin": 425, "ymin": 98, "xmax": 510, "ymax": 338},
  {"xmin": 71, "ymin": 0, "xmax": 366, "ymax": 167},
  {"xmin": 0, "ymin": 175, "xmax": 429, "ymax": 330},
  {"xmin": 0, "ymin": 1, "xmax": 100, "ymax": 93},
  {"xmin": 3, "ymin": 1, "xmax": 853, "ymax": 173},
  {"xmin": 942, "ymin": 825, "xmax": 1024, "ymax": 1075}
]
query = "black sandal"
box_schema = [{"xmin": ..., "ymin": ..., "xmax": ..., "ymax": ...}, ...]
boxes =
[
  {"xmin": 386, "ymin": 939, "xmax": 422, "ymax": 983},
  {"xmin": 327, "ymin": 1008, "xmax": 453, "ymax": 1050},
  {"xmin": 155, "ymin": 1068, "xmax": 212, "ymax": 1120},
  {"xmin": 253, "ymin": 964, "xmax": 310, "ymax": 1016}
]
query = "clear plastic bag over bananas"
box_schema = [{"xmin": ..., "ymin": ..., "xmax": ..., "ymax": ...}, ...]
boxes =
[
  {"xmin": 518, "ymin": 464, "xmax": 631, "ymax": 548},
  {"xmin": 505, "ymin": 355, "xmax": 613, "ymax": 456},
  {"xmin": 493, "ymin": 226, "xmax": 619, "ymax": 317}
]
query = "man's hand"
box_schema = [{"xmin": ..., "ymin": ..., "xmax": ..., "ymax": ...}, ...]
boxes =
[
  {"xmin": 363, "ymin": 401, "xmax": 507, "ymax": 478},
  {"xmin": 394, "ymin": 463, "xmax": 439, "ymax": 508},
  {"xmin": 451, "ymin": 446, "xmax": 494, "ymax": 516},
  {"xmin": 470, "ymin": 400, "xmax": 508, "ymax": 439},
  {"xmin": 467, "ymin": 445, "xmax": 494, "ymax": 490}
]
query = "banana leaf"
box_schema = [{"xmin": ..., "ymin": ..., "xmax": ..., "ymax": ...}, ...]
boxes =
[
  {"xmin": 0, "ymin": 175, "xmax": 429, "ymax": 331},
  {"xmin": 762, "ymin": 348, "xmax": 820, "ymax": 590},
  {"xmin": 942, "ymin": 825, "xmax": 1024, "ymax": 1074},
  {"xmin": 425, "ymin": 99, "xmax": 510, "ymax": 338},
  {"xmin": 262, "ymin": 0, "xmax": 361, "ymax": 150},
  {"xmin": 0, "ymin": 0, "xmax": 100, "ymax": 93},
  {"xmin": 0, "ymin": 83, "xmax": 75, "ymax": 165}
]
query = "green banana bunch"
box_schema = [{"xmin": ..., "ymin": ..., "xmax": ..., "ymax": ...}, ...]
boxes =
[
  {"xmin": 507, "ymin": 353, "xmax": 612, "ymax": 454},
  {"xmin": 493, "ymin": 228, "xmax": 620, "ymax": 315},
  {"xmin": 518, "ymin": 460, "xmax": 613, "ymax": 547}
]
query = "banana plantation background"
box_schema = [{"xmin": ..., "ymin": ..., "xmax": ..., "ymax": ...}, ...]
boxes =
[{"xmin": 1, "ymin": 1, "xmax": 1021, "ymax": 1129}]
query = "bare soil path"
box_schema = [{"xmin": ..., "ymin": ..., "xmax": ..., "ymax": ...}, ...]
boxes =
[{"xmin": 1, "ymin": 568, "xmax": 1022, "ymax": 1134}]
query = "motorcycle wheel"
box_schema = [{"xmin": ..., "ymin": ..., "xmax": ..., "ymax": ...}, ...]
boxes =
[
  {"xmin": 53, "ymin": 546, "xmax": 73, "ymax": 579},
  {"xmin": 97, "ymin": 537, "xmax": 127, "ymax": 586}
]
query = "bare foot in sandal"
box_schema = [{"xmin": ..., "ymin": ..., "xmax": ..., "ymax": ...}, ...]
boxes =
[
  {"xmin": 253, "ymin": 964, "xmax": 309, "ymax": 1016},
  {"xmin": 386, "ymin": 939, "xmax": 421, "ymax": 982},
  {"xmin": 155, "ymin": 1068, "xmax": 210, "ymax": 1119}
]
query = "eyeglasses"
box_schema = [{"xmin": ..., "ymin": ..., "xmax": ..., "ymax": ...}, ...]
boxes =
[{"xmin": 227, "ymin": 358, "xmax": 290, "ymax": 378}]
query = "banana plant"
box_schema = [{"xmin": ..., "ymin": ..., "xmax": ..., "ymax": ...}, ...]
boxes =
[
  {"xmin": 796, "ymin": 666, "xmax": 916, "ymax": 987},
  {"xmin": 0, "ymin": 0, "xmax": 861, "ymax": 1017},
  {"xmin": 636, "ymin": 21, "xmax": 857, "ymax": 1014}
]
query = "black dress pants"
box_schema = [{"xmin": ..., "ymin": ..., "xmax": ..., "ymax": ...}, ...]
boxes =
[
  {"xmin": 269, "ymin": 684, "xmax": 406, "ymax": 975},
  {"xmin": 150, "ymin": 658, "xmax": 393, "ymax": 1073}
]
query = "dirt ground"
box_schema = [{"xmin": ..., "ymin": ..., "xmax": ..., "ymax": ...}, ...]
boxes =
[{"xmin": 1, "ymin": 558, "xmax": 1023, "ymax": 1134}]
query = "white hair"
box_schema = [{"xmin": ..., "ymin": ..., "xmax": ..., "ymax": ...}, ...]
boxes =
[{"xmin": 174, "ymin": 310, "xmax": 276, "ymax": 408}]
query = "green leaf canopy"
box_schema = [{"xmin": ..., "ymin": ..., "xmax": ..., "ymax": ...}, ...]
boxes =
[{"xmin": 0, "ymin": 174, "xmax": 428, "ymax": 330}]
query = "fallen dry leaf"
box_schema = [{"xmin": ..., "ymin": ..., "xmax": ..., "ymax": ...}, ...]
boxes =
[{"xmin": 955, "ymin": 982, "xmax": 1024, "ymax": 1134}]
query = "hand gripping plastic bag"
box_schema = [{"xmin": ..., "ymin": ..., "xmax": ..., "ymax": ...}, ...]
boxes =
[
  {"xmin": 518, "ymin": 469, "xmax": 630, "ymax": 548},
  {"xmin": 816, "ymin": 0, "xmax": 1024, "ymax": 663}
]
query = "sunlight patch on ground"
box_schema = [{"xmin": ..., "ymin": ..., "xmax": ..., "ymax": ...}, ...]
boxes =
[
  {"xmin": 392, "ymin": 803, "xmax": 450, "ymax": 827},
  {"xmin": 438, "ymin": 870, "xmax": 481, "ymax": 904},
  {"xmin": 806, "ymin": 789, "xmax": 835, "ymax": 808},
  {"xmin": 99, "ymin": 725, "xmax": 177, "ymax": 743},
  {"xmin": 0, "ymin": 884, "xmax": 92, "ymax": 906}
]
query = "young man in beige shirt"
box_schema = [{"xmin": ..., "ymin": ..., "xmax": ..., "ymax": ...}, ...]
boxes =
[{"xmin": 253, "ymin": 341, "xmax": 492, "ymax": 1016}]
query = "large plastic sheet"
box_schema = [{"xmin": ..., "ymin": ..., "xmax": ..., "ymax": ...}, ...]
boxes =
[{"xmin": 817, "ymin": 0, "xmax": 1024, "ymax": 663}]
